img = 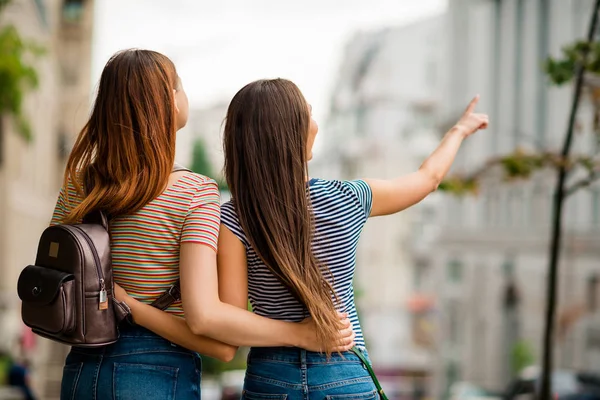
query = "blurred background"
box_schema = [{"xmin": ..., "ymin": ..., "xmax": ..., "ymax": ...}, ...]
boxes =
[{"xmin": 2, "ymin": 0, "xmax": 600, "ymax": 399}]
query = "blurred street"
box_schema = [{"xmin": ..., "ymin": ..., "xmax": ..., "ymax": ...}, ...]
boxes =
[{"xmin": 2, "ymin": 0, "xmax": 600, "ymax": 399}]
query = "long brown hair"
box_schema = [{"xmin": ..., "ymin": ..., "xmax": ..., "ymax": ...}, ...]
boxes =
[
  {"xmin": 63, "ymin": 49, "xmax": 179, "ymax": 223},
  {"xmin": 223, "ymin": 79, "xmax": 339, "ymax": 350}
]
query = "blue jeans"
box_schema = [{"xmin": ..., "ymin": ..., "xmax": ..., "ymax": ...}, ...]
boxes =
[
  {"xmin": 60, "ymin": 324, "xmax": 201, "ymax": 400},
  {"xmin": 243, "ymin": 347, "xmax": 379, "ymax": 399}
]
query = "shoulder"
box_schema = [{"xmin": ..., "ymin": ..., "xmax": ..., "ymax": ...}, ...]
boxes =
[
  {"xmin": 309, "ymin": 178, "xmax": 372, "ymax": 218},
  {"xmin": 309, "ymin": 178, "xmax": 370, "ymax": 198},
  {"xmin": 220, "ymin": 200, "xmax": 250, "ymax": 248},
  {"xmin": 220, "ymin": 200, "xmax": 240, "ymax": 227},
  {"xmin": 179, "ymin": 173, "xmax": 219, "ymax": 189},
  {"xmin": 178, "ymin": 173, "xmax": 220, "ymax": 201}
]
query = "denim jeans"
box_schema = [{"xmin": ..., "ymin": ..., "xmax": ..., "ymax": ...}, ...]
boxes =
[
  {"xmin": 60, "ymin": 324, "xmax": 201, "ymax": 400},
  {"xmin": 242, "ymin": 347, "xmax": 379, "ymax": 399}
]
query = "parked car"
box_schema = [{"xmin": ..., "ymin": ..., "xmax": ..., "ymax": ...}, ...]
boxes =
[{"xmin": 503, "ymin": 367, "xmax": 600, "ymax": 400}]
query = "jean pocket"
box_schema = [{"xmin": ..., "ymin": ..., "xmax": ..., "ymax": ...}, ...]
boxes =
[
  {"xmin": 60, "ymin": 363, "xmax": 83, "ymax": 400},
  {"xmin": 326, "ymin": 390, "xmax": 378, "ymax": 399},
  {"xmin": 242, "ymin": 389, "xmax": 288, "ymax": 399},
  {"xmin": 113, "ymin": 362, "xmax": 179, "ymax": 400}
]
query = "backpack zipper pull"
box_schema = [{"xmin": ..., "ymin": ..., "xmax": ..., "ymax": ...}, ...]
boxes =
[{"xmin": 99, "ymin": 279, "xmax": 108, "ymax": 310}]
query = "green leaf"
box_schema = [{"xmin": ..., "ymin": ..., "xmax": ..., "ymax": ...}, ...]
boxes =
[
  {"xmin": 511, "ymin": 340, "xmax": 535, "ymax": 375},
  {"xmin": 438, "ymin": 177, "xmax": 479, "ymax": 196},
  {"xmin": 0, "ymin": 17, "xmax": 42, "ymax": 142},
  {"xmin": 544, "ymin": 39, "xmax": 600, "ymax": 86},
  {"xmin": 190, "ymin": 138, "xmax": 214, "ymax": 177},
  {"xmin": 577, "ymin": 156, "xmax": 595, "ymax": 172},
  {"xmin": 0, "ymin": 0, "xmax": 10, "ymax": 13},
  {"xmin": 15, "ymin": 113, "xmax": 32, "ymax": 141},
  {"xmin": 190, "ymin": 138, "xmax": 228, "ymax": 189}
]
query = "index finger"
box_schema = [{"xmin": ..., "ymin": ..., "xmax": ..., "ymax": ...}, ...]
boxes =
[{"xmin": 464, "ymin": 95, "xmax": 480, "ymax": 115}]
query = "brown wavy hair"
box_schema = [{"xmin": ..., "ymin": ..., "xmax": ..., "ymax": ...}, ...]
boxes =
[
  {"xmin": 224, "ymin": 79, "xmax": 339, "ymax": 351},
  {"xmin": 62, "ymin": 49, "xmax": 178, "ymax": 223}
]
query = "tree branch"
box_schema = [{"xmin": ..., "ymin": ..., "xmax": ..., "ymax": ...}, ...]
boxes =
[
  {"xmin": 438, "ymin": 150, "xmax": 600, "ymax": 195},
  {"xmin": 565, "ymin": 169, "xmax": 600, "ymax": 197}
]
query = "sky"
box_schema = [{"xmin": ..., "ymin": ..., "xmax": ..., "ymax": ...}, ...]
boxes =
[{"xmin": 92, "ymin": 0, "xmax": 447, "ymax": 123}]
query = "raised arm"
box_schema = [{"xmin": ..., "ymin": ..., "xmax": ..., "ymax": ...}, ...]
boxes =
[{"xmin": 367, "ymin": 95, "xmax": 489, "ymax": 217}]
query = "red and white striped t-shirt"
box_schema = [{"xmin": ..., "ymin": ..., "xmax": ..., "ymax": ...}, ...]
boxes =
[{"xmin": 51, "ymin": 173, "xmax": 220, "ymax": 316}]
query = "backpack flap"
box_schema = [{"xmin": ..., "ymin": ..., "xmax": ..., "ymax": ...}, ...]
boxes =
[
  {"xmin": 18, "ymin": 265, "xmax": 76, "ymax": 335},
  {"xmin": 18, "ymin": 265, "xmax": 73, "ymax": 304}
]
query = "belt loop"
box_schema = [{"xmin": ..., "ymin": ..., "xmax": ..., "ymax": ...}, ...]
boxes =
[
  {"xmin": 300, "ymin": 349, "xmax": 308, "ymax": 397},
  {"xmin": 300, "ymin": 348, "xmax": 307, "ymax": 365}
]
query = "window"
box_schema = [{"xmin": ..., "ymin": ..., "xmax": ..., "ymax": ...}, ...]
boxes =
[
  {"xmin": 513, "ymin": 0, "xmax": 524, "ymax": 148},
  {"xmin": 57, "ymin": 132, "xmax": 69, "ymax": 161},
  {"xmin": 536, "ymin": 0, "xmax": 549, "ymax": 148},
  {"xmin": 532, "ymin": 182, "xmax": 548, "ymax": 227},
  {"xmin": 486, "ymin": 187, "xmax": 499, "ymax": 228},
  {"xmin": 62, "ymin": 0, "xmax": 85, "ymax": 22},
  {"xmin": 448, "ymin": 197, "xmax": 463, "ymax": 227},
  {"xmin": 445, "ymin": 361, "xmax": 462, "ymax": 399},
  {"xmin": 490, "ymin": 0, "xmax": 502, "ymax": 153},
  {"xmin": 447, "ymin": 300, "xmax": 461, "ymax": 345},
  {"xmin": 592, "ymin": 189, "xmax": 600, "ymax": 227},
  {"xmin": 500, "ymin": 190, "xmax": 510, "ymax": 228},
  {"xmin": 502, "ymin": 258, "xmax": 515, "ymax": 277},
  {"xmin": 425, "ymin": 57, "xmax": 437, "ymax": 90},
  {"xmin": 414, "ymin": 259, "xmax": 429, "ymax": 290},
  {"xmin": 355, "ymin": 104, "xmax": 366, "ymax": 137},
  {"xmin": 447, "ymin": 259, "xmax": 463, "ymax": 283},
  {"xmin": 34, "ymin": 0, "xmax": 48, "ymax": 27},
  {"xmin": 588, "ymin": 276, "xmax": 598, "ymax": 312}
]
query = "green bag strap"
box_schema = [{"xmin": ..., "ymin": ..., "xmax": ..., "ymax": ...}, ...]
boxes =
[{"xmin": 350, "ymin": 347, "xmax": 389, "ymax": 400}]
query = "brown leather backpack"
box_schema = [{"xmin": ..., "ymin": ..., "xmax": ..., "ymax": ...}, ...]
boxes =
[{"xmin": 17, "ymin": 165, "xmax": 188, "ymax": 347}]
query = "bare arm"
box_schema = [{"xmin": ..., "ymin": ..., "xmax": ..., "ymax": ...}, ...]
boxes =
[
  {"xmin": 114, "ymin": 285, "xmax": 237, "ymax": 362},
  {"xmin": 367, "ymin": 96, "xmax": 489, "ymax": 217},
  {"xmin": 112, "ymin": 238, "xmax": 315, "ymax": 357},
  {"xmin": 180, "ymin": 242, "xmax": 350, "ymax": 349},
  {"xmin": 117, "ymin": 179, "xmax": 353, "ymax": 353},
  {"xmin": 214, "ymin": 224, "xmax": 249, "ymax": 356},
  {"xmin": 114, "ymin": 226, "xmax": 353, "ymax": 358}
]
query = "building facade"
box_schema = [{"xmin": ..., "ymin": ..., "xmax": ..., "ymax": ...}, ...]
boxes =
[
  {"xmin": 433, "ymin": 0, "xmax": 600, "ymax": 397},
  {"xmin": 0, "ymin": 0, "xmax": 94, "ymax": 398},
  {"xmin": 313, "ymin": 16, "xmax": 446, "ymax": 397}
]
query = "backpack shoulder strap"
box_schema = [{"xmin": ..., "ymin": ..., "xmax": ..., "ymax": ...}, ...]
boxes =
[
  {"xmin": 172, "ymin": 163, "xmax": 191, "ymax": 173},
  {"xmin": 150, "ymin": 282, "xmax": 181, "ymax": 311}
]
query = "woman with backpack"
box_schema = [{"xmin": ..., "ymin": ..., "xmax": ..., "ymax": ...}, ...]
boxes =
[
  {"xmin": 53, "ymin": 51, "xmax": 354, "ymax": 400},
  {"xmin": 115, "ymin": 78, "xmax": 488, "ymax": 398}
]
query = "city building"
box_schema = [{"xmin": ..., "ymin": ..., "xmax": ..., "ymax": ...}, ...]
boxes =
[
  {"xmin": 312, "ymin": 15, "xmax": 446, "ymax": 396},
  {"xmin": 0, "ymin": 0, "xmax": 94, "ymax": 398},
  {"xmin": 433, "ymin": 0, "xmax": 600, "ymax": 397}
]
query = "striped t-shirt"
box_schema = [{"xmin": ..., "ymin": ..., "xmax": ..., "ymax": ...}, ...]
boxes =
[
  {"xmin": 50, "ymin": 173, "xmax": 221, "ymax": 316},
  {"xmin": 221, "ymin": 178, "xmax": 372, "ymax": 347}
]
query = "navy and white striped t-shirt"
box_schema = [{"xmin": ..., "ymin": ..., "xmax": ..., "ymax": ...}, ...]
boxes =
[{"xmin": 220, "ymin": 178, "xmax": 372, "ymax": 348}]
